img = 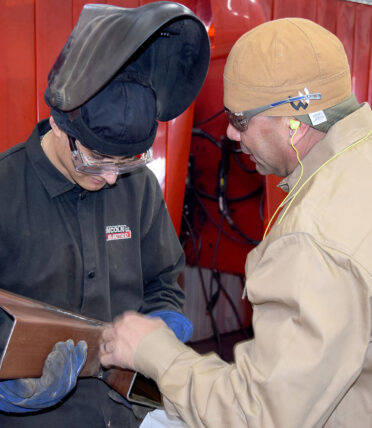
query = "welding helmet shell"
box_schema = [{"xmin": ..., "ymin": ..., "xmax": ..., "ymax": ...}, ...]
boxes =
[{"xmin": 45, "ymin": 1, "xmax": 210, "ymax": 122}]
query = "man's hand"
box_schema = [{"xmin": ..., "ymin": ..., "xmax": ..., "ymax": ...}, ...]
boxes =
[{"xmin": 99, "ymin": 311, "xmax": 166, "ymax": 370}]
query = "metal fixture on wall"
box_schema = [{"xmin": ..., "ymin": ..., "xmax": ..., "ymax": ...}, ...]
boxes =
[{"xmin": 343, "ymin": 0, "xmax": 372, "ymax": 5}]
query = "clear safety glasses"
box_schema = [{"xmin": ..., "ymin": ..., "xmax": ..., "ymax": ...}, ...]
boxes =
[
  {"xmin": 225, "ymin": 92, "xmax": 322, "ymax": 132},
  {"xmin": 68, "ymin": 136, "xmax": 152, "ymax": 175}
]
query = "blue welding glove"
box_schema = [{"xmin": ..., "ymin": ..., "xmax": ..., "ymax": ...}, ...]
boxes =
[
  {"xmin": 148, "ymin": 310, "xmax": 193, "ymax": 343},
  {"xmin": 0, "ymin": 339, "xmax": 87, "ymax": 413}
]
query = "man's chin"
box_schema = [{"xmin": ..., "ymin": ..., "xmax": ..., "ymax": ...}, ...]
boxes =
[
  {"xmin": 79, "ymin": 176, "xmax": 107, "ymax": 191},
  {"xmin": 255, "ymin": 164, "xmax": 268, "ymax": 176}
]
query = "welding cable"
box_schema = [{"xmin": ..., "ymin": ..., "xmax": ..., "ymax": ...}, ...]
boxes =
[
  {"xmin": 195, "ymin": 183, "xmax": 263, "ymax": 204},
  {"xmin": 192, "ymin": 127, "xmax": 222, "ymax": 149},
  {"xmin": 181, "ymin": 213, "xmax": 203, "ymax": 268},
  {"xmin": 192, "ymin": 129, "xmax": 244, "ymax": 155},
  {"xmin": 180, "ymin": 226, "xmax": 202, "ymax": 265},
  {"xmin": 227, "ymin": 186, "xmax": 263, "ymax": 203},
  {"xmin": 221, "ymin": 210, "xmax": 260, "ymax": 246},
  {"xmin": 181, "ymin": 155, "xmax": 255, "ymax": 246},
  {"xmin": 194, "ymin": 193, "xmax": 254, "ymax": 246},
  {"xmin": 182, "ymin": 212, "xmax": 223, "ymax": 355},
  {"xmin": 206, "ymin": 213, "xmax": 224, "ymax": 357},
  {"xmin": 190, "ymin": 129, "xmax": 262, "ymax": 237},
  {"xmin": 221, "ymin": 136, "xmax": 257, "ymax": 172},
  {"xmin": 233, "ymin": 151, "xmax": 257, "ymax": 173},
  {"xmin": 217, "ymin": 145, "xmax": 261, "ymax": 246},
  {"xmin": 180, "ymin": 204, "xmax": 202, "ymax": 258},
  {"xmin": 194, "ymin": 108, "xmax": 225, "ymax": 127},
  {"xmin": 259, "ymin": 187, "xmax": 265, "ymax": 222}
]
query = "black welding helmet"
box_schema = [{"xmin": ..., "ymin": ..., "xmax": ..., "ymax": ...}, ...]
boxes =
[{"xmin": 45, "ymin": 2, "xmax": 210, "ymax": 156}]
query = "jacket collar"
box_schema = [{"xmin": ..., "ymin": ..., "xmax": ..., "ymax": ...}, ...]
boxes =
[
  {"xmin": 26, "ymin": 120, "xmax": 76, "ymax": 198},
  {"xmin": 279, "ymin": 103, "xmax": 372, "ymax": 198}
]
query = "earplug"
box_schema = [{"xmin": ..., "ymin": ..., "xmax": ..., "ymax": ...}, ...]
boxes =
[{"xmin": 289, "ymin": 119, "xmax": 300, "ymax": 130}]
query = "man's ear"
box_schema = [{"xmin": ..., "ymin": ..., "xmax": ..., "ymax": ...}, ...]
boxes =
[{"xmin": 49, "ymin": 116, "xmax": 63, "ymax": 138}]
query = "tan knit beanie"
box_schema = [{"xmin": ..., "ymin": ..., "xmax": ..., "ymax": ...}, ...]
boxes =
[{"xmin": 223, "ymin": 18, "xmax": 351, "ymax": 121}]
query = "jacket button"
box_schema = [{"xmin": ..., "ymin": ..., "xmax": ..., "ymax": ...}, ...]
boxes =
[{"xmin": 88, "ymin": 271, "xmax": 95, "ymax": 278}]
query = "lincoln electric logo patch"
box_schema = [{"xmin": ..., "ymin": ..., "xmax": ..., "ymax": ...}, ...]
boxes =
[{"xmin": 106, "ymin": 225, "xmax": 132, "ymax": 241}]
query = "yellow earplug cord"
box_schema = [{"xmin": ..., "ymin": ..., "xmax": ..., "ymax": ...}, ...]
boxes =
[{"xmin": 263, "ymin": 128, "xmax": 372, "ymax": 239}]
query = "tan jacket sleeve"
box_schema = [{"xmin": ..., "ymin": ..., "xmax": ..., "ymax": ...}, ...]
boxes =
[{"xmin": 134, "ymin": 233, "xmax": 371, "ymax": 428}]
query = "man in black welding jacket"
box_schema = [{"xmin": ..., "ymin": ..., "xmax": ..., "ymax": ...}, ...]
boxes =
[{"xmin": 0, "ymin": 2, "xmax": 209, "ymax": 427}]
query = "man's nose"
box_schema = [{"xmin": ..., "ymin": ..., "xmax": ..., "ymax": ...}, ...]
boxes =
[
  {"xmin": 226, "ymin": 123, "xmax": 241, "ymax": 141},
  {"xmin": 100, "ymin": 172, "xmax": 118, "ymax": 185}
]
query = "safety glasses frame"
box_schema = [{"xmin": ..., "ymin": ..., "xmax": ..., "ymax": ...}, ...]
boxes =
[
  {"xmin": 225, "ymin": 92, "xmax": 322, "ymax": 132},
  {"xmin": 68, "ymin": 135, "xmax": 152, "ymax": 175}
]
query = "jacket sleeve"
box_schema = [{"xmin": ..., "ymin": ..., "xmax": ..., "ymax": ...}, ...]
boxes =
[
  {"xmin": 134, "ymin": 233, "xmax": 371, "ymax": 428},
  {"xmin": 138, "ymin": 171, "xmax": 185, "ymax": 315}
]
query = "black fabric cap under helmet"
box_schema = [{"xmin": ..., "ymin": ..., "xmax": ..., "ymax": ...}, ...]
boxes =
[{"xmin": 51, "ymin": 72, "xmax": 158, "ymax": 157}]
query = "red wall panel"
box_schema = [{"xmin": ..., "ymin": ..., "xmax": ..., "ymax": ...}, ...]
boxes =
[
  {"xmin": 273, "ymin": 0, "xmax": 316, "ymax": 19},
  {"xmin": 35, "ymin": 0, "xmax": 74, "ymax": 121},
  {"xmin": 0, "ymin": 0, "xmax": 36, "ymax": 149},
  {"xmin": 351, "ymin": 5, "xmax": 372, "ymax": 103}
]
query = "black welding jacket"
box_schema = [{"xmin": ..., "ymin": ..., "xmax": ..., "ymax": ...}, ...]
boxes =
[{"xmin": 0, "ymin": 120, "xmax": 185, "ymax": 426}]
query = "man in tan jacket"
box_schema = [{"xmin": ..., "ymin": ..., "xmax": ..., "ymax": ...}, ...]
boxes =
[{"xmin": 100, "ymin": 18, "xmax": 372, "ymax": 427}]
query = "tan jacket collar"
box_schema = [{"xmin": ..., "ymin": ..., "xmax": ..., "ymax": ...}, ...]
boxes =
[{"xmin": 279, "ymin": 103, "xmax": 372, "ymax": 198}]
